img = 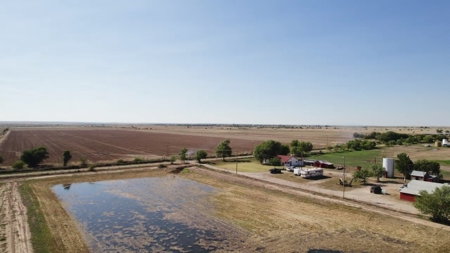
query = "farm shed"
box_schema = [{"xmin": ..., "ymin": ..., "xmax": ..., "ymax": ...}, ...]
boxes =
[
  {"xmin": 303, "ymin": 159, "xmax": 316, "ymax": 166},
  {"xmin": 399, "ymin": 180, "xmax": 448, "ymax": 202},
  {"xmin": 276, "ymin": 155, "xmax": 304, "ymax": 167},
  {"xmin": 410, "ymin": 170, "xmax": 428, "ymax": 181},
  {"xmin": 314, "ymin": 160, "xmax": 335, "ymax": 169}
]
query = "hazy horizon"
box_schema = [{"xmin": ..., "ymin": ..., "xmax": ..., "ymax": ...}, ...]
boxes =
[{"xmin": 1, "ymin": 1, "xmax": 449, "ymax": 125}]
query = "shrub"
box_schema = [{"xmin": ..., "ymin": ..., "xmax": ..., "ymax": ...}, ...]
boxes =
[
  {"xmin": 170, "ymin": 156, "xmax": 176, "ymax": 165},
  {"xmin": 20, "ymin": 146, "xmax": 49, "ymax": 168},
  {"xmin": 269, "ymin": 157, "xmax": 281, "ymax": 166},
  {"xmin": 116, "ymin": 159, "xmax": 125, "ymax": 165},
  {"xmin": 79, "ymin": 158, "xmax": 88, "ymax": 168},
  {"xmin": 158, "ymin": 164, "xmax": 167, "ymax": 168},
  {"xmin": 133, "ymin": 158, "xmax": 143, "ymax": 163},
  {"xmin": 88, "ymin": 164, "xmax": 97, "ymax": 171},
  {"xmin": 12, "ymin": 161, "xmax": 26, "ymax": 170}
]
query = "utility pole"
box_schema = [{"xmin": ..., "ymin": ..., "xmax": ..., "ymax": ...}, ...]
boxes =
[{"xmin": 342, "ymin": 156, "xmax": 346, "ymax": 199}]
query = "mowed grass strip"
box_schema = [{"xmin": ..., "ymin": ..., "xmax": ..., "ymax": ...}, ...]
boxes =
[
  {"xmin": 435, "ymin": 160, "xmax": 450, "ymax": 166},
  {"xmin": 310, "ymin": 149, "xmax": 382, "ymax": 170},
  {"xmin": 19, "ymin": 182, "xmax": 57, "ymax": 253},
  {"xmin": 213, "ymin": 158, "xmax": 274, "ymax": 173}
]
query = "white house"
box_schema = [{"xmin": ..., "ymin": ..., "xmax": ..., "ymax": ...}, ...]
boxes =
[{"xmin": 277, "ymin": 155, "xmax": 304, "ymax": 167}]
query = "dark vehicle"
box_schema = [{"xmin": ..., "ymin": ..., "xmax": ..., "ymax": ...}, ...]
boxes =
[
  {"xmin": 370, "ymin": 186, "xmax": 383, "ymax": 194},
  {"xmin": 269, "ymin": 168, "xmax": 282, "ymax": 174}
]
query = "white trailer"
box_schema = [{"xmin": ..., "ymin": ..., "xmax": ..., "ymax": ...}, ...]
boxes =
[
  {"xmin": 443, "ymin": 139, "xmax": 449, "ymax": 147},
  {"xmin": 298, "ymin": 168, "xmax": 323, "ymax": 178}
]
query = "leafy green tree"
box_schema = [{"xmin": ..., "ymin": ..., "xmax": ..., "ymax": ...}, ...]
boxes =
[
  {"xmin": 195, "ymin": 150, "xmax": 207, "ymax": 163},
  {"xmin": 12, "ymin": 161, "xmax": 25, "ymax": 170},
  {"xmin": 215, "ymin": 140, "xmax": 232, "ymax": 161},
  {"xmin": 20, "ymin": 146, "xmax": 49, "ymax": 168},
  {"xmin": 290, "ymin": 140, "xmax": 313, "ymax": 156},
  {"xmin": 269, "ymin": 157, "xmax": 281, "ymax": 166},
  {"xmin": 180, "ymin": 148, "xmax": 188, "ymax": 163},
  {"xmin": 280, "ymin": 144, "xmax": 290, "ymax": 155},
  {"xmin": 290, "ymin": 140, "xmax": 299, "ymax": 147},
  {"xmin": 298, "ymin": 141, "xmax": 313, "ymax": 153},
  {"xmin": 170, "ymin": 155, "xmax": 176, "ymax": 165},
  {"xmin": 371, "ymin": 164, "xmax": 385, "ymax": 182},
  {"xmin": 352, "ymin": 168, "xmax": 372, "ymax": 184},
  {"xmin": 414, "ymin": 185, "xmax": 450, "ymax": 223},
  {"xmin": 413, "ymin": 160, "xmax": 440, "ymax": 176},
  {"xmin": 253, "ymin": 140, "xmax": 284, "ymax": 163},
  {"xmin": 395, "ymin": 153, "xmax": 414, "ymax": 179},
  {"xmin": 62, "ymin": 150, "xmax": 72, "ymax": 167}
]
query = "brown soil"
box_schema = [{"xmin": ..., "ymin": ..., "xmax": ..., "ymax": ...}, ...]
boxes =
[
  {"xmin": 21, "ymin": 167, "xmax": 450, "ymax": 253},
  {"xmin": 0, "ymin": 182, "xmax": 33, "ymax": 253},
  {"xmin": 3, "ymin": 126, "xmax": 445, "ymax": 166},
  {"xmin": 0, "ymin": 129, "xmax": 254, "ymax": 165}
]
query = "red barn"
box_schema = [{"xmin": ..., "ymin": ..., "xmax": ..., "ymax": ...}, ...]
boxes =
[
  {"xmin": 313, "ymin": 160, "xmax": 335, "ymax": 169},
  {"xmin": 399, "ymin": 180, "xmax": 448, "ymax": 202}
]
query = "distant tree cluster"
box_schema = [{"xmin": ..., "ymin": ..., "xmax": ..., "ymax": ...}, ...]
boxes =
[
  {"xmin": 352, "ymin": 131, "xmax": 448, "ymax": 146},
  {"xmin": 345, "ymin": 139, "xmax": 376, "ymax": 151}
]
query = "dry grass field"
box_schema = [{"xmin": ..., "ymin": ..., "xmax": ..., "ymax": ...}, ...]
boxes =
[{"xmin": 17, "ymin": 167, "xmax": 450, "ymax": 253}]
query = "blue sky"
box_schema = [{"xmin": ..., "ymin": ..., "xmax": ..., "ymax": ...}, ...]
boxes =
[{"xmin": 1, "ymin": 1, "xmax": 449, "ymax": 125}]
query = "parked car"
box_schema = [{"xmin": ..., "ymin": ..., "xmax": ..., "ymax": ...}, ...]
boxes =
[
  {"xmin": 370, "ymin": 186, "xmax": 383, "ymax": 194},
  {"xmin": 286, "ymin": 166, "xmax": 294, "ymax": 172},
  {"xmin": 336, "ymin": 166, "xmax": 344, "ymax": 170},
  {"xmin": 269, "ymin": 168, "xmax": 282, "ymax": 174}
]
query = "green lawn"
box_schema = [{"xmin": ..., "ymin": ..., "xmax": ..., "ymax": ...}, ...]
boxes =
[
  {"xmin": 309, "ymin": 149, "xmax": 382, "ymax": 171},
  {"xmin": 434, "ymin": 160, "xmax": 450, "ymax": 166},
  {"xmin": 212, "ymin": 158, "xmax": 274, "ymax": 173}
]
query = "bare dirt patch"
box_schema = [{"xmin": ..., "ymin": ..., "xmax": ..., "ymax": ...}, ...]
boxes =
[{"xmin": 0, "ymin": 182, "xmax": 33, "ymax": 253}]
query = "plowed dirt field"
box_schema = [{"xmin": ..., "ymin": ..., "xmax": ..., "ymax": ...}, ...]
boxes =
[{"xmin": 0, "ymin": 129, "xmax": 254, "ymax": 165}]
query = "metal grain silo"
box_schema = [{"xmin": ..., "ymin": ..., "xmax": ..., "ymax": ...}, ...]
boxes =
[{"xmin": 382, "ymin": 158, "xmax": 395, "ymax": 178}]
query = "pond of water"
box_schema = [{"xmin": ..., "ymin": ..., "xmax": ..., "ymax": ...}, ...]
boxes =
[{"xmin": 53, "ymin": 176, "xmax": 245, "ymax": 252}]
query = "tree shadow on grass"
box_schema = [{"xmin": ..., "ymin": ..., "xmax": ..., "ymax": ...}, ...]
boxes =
[
  {"xmin": 379, "ymin": 180, "xmax": 404, "ymax": 184},
  {"xmin": 304, "ymin": 175, "xmax": 332, "ymax": 181}
]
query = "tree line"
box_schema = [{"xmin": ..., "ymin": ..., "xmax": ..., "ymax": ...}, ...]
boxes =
[{"xmin": 353, "ymin": 131, "xmax": 449, "ymax": 146}]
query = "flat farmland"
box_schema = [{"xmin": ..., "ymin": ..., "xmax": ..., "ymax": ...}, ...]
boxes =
[
  {"xmin": 1, "ymin": 125, "xmax": 439, "ymax": 166},
  {"xmin": 0, "ymin": 129, "xmax": 255, "ymax": 165}
]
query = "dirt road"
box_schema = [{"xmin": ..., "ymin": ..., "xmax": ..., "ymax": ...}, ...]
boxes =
[
  {"xmin": 242, "ymin": 171, "xmax": 419, "ymax": 214},
  {"xmin": 0, "ymin": 182, "xmax": 33, "ymax": 253}
]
